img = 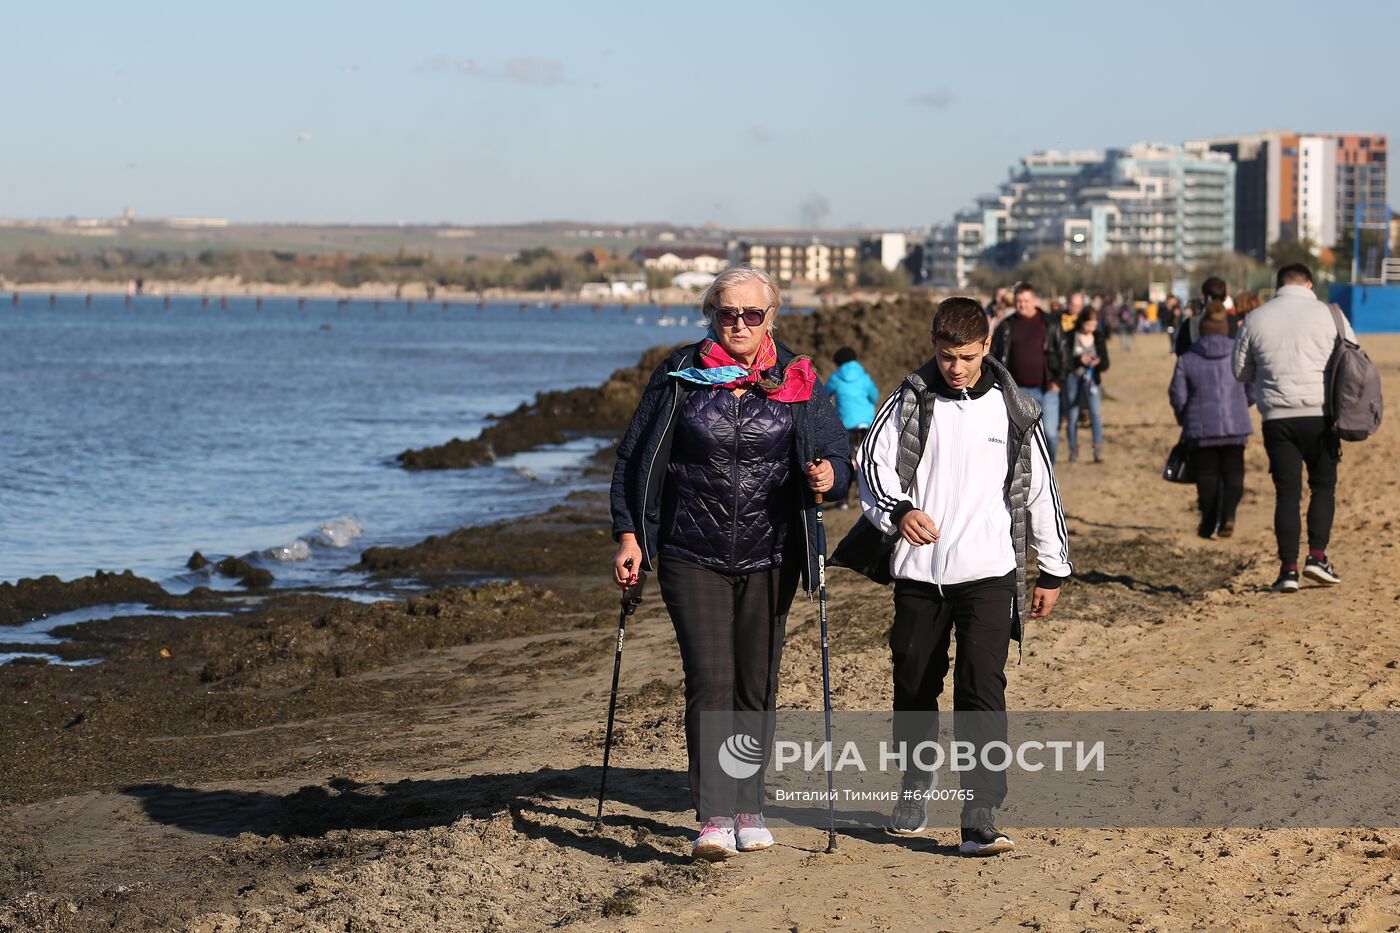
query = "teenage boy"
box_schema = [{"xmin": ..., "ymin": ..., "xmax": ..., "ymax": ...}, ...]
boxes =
[{"xmin": 847, "ymin": 296, "xmax": 1072, "ymax": 855}]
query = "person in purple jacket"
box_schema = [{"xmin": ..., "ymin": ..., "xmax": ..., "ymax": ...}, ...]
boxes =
[{"xmin": 1169, "ymin": 303, "xmax": 1254, "ymax": 539}]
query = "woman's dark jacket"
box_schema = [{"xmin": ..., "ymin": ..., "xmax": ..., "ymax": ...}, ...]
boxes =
[
  {"xmin": 610, "ymin": 340, "xmax": 852, "ymax": 594},
  {"xmin": 1062, "ymin": 329, "xmax": 1111, "ymax": 386}
]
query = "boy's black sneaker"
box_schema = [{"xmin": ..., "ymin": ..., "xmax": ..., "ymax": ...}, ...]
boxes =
[
  {"xmin": 1303, "ymin": 557, "xmax": 1341, "ymax": 585},
  {"xmin": 886, "ymin": 784, "xmax": 929, "ymax": 836},
  {"xmin": 958, "ymin": 807, "xmax": 1014, "ymax": 856},
  {"xmin": 1271, "ymin": 569, "xmax": 1300, "ymax": 593}
]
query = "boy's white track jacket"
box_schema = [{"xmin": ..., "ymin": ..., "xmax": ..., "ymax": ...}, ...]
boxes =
[{"xmin": 858, "ymin": 366, "xmax": 1071, "ymax": 588}]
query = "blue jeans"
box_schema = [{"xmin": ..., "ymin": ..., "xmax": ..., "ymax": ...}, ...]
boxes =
[
  {"xmin": 1065, "ymin": 372, "xmax": 1103, "ymax": 454},
  {"xmin": 1023, "ymin": 386, "xmax": 1060, "ymax": 463}
]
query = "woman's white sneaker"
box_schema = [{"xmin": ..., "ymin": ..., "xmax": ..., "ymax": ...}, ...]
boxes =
[
  {"xmin": 734, "ymin": 812, "xmax": 774, "ymax": 851},
  {"xmin": 692, "ymin": 817, "xmax": 739, "ymax": 861}
]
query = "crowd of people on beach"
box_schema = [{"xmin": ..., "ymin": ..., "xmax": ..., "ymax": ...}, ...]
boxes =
[{"xmin": 606, "ymin": 262, "xmax": 1375, "ymax": 861}]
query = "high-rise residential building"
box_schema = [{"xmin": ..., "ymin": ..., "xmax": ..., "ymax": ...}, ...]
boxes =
[
  {"xmin": 1190, "ymin": 131, "xmax": 1388, "ymax": 254},
  {"xmin": 1295, "ymin": 135, "xmax": 1339, "ymax": 248},
  {"xmin": 1333, "ymin": 134, "xmax": 1389, "ymax": 235},
  {"xmin": 925, "ymin": 198, "xmax": 1008, "ymax": 288},
  {"xmin": 924, "ymin": 144, "xmax": 1234, "ymax": 286},
  {"xmin": 1191, "ymin": 133, "xmax": 1279, "ymax": 260}
]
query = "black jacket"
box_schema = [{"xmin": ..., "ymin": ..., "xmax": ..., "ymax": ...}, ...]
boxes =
[
  {"xmin": 661, "ymin": 386, "xmax": 794, "ymax": 573},
  {"xmin": 1173, "ymin": 303, "xmax": 1239, "ymax": 356},
  {"xmin": 610, "ymin": 341, "xmax": 852, "ymax": 593},
  {"xmin": 990, "ymin": 310, "xmax": 1068, "ymax": 388},
  {"xmin": 1062, "ymin": 329, "xmax": 1111, "ymax": 386}
]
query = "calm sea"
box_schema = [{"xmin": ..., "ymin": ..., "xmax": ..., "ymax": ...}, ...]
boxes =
[{"xmin": 0, "ymin": 294, "xmax": 703, "ymax": 597}]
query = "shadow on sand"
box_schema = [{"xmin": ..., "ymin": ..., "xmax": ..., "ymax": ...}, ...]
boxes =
[
  {"xmin": 123, "ymin": 766, "xmax": 697, "ymax": 865},
  {"xmin": 121, "ymin": 765, "xmax": 943, "ymax": 862}
]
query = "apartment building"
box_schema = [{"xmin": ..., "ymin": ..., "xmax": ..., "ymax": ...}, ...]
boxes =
[
  {"xmin": 925, "ymin": 144, "xmax": 1235, "ymax": 285},
  {"xmin": 1192, "ymin": 131, "xmax": 1389, "ymax": 254},
  {"xmin": 727, "ymin": 240, "xmax": 859, "ymax": 285}
]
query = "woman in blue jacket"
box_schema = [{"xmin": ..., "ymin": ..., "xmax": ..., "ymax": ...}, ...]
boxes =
[
  {"xmin": 825, "ymin": 346, "xmax": 879, "ymax": 507},
  {"xmin": 1169, "ymin": 303, "xmax": 1253, "ymax": 539},
  {"xmin": 610, "ymin": 267, "xmax": 851, "ymax": 861}
]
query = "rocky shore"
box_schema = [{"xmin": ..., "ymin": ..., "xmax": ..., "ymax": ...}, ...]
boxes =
[{"xmin": 396, "ymin": 295, "xmax": 939, "ymax": 470}]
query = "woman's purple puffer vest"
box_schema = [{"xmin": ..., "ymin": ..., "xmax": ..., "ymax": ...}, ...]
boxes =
[{"xmin": 660, "ymin": 387, "xmax": 794, "ymax": 573}]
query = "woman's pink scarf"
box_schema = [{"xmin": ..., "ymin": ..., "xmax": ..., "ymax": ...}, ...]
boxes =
[{"xmin": 669, "ymin": 333, "xmax": 816, "ymax": 403}]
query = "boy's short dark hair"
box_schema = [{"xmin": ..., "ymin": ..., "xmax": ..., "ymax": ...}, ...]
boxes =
[
  {"xmin": 1276, "ymin": 263, "xmax": 1313, "ymax": 288},
  {"xmin": 1200, "ymin": 275, "xmax": 1227, "ymax": 302},
  {"xmin": 932, "ymin": 297, "xmax": 990, "ymax": 347},
  {"xmin": 1012, "ymin": 281, "xmax": 1036, "ymax": 297}
]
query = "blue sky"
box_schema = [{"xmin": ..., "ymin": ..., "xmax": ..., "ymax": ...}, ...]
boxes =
[{"xmin": 4, "ymin": 0, "xmax": 1396, "ymax": 228}]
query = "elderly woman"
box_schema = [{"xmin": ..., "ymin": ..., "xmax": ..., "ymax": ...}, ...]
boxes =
[{"xmin": 609, "ymin": 266, "xmax": 851, "ymax": 861}]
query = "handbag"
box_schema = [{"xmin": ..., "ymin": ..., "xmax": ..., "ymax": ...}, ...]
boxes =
[
  {"xmin": 829, "ymin": 514, "xmax": 898, "ymax": 585},
  {"xmin": 1162, "ymin": 434, "xmax": 1195, "ymax": 484}
]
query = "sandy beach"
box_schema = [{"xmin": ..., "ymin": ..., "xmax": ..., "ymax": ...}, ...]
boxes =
[{"xmin": 2, "ymin": 302, "xmax": 1398, "ymax": 932}]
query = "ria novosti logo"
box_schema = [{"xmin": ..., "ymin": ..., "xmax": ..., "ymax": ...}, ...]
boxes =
[{"xmin": 717, "ymin": 734, "xmax": 765, "ymax": 779}]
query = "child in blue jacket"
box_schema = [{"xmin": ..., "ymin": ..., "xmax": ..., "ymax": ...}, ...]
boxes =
[{"xmin": 825, "ymin": 346, "xmax": 879, "ymax": 507}]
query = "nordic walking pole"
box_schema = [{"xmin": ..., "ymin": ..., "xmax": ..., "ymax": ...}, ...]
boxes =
[
  {"xmin": 595, "ymin": 558, "xmax": 645, "ymax": 833},
  {"xmin": 812, "ymin": 458, "xmax": 838, "ymax": 853}
]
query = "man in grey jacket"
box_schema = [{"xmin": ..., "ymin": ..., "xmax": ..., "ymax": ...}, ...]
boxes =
[{"xmin": 1233, "ymin": 263, "xmax": 1356, "ymax": 593}]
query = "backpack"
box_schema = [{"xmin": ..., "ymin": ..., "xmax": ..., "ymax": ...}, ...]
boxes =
[{"xmin": 1325, "ymin": 304, "xmax": 1383, "ymax": 441}]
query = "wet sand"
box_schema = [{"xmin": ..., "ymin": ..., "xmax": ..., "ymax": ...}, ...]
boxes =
[{"xmin": 3, "ymin": 308, "xmax": 1399, "ymax": 932}]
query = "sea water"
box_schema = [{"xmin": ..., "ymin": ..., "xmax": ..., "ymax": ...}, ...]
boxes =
[{"xmin": 0, "ymin": 294, "xmax": 702, "ymax": 596}]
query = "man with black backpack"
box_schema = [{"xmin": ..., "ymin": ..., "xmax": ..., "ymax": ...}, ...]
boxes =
[{"xmin": 1233, "ymin": 263, "xmax": 1370, "ymax": 593}]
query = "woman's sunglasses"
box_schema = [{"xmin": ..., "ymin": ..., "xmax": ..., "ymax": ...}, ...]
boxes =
[{"xmin": 714, "ymin": 306, "xmax": 770, "ymax": 328}]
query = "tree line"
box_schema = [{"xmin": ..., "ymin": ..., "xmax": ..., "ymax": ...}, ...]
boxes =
[{"xmin": 0, "ymin": 247, "xmax": 675, "ymax": 291}]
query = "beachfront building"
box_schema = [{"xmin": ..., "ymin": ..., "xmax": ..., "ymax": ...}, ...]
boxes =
[
  {"xmin": 629, "ymin": 246, "xmax": 728, "ymax": 274},
  {"xmin": 1081, "ymin": 143, "xmax": 1236, "ymax": 266},
  {"xmin": 1190, "ymin": 131, "xmax": 1389, "ymax": 255},
  {"xmin": 927, "ymin": 144, "xmax": 1235, "ymax": 283},
  {"xmin": 857, "ymin": 233, "xmax": 909, "ymax": 272},
  {"xmin": 727, "ymin": 239, "xmax": 859, "ymax": 285},
  {"xmin": 925, "ymin": 198, "xmax": 1009, "ymax": 288},
  {"xmin": 1334, "ymin": 134, "xmax": 1389, "ymax": 238}
]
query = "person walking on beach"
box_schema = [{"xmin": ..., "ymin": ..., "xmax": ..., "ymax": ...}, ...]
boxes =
[
  {"xmin": 609, "ymin": 266, "xmax": 851, "ymax": 860},
  {"xmin": 1175, "ymin": 276, "xmax": 1234, "ymax": 356},
  {"xmin": 1233, "ymin": 263, "xmax": 1355, "ymax": 593},
  {"xmin": 1116, "ymin": 300, "xmax": 1138, "ymax": 351},
  {"xmin": 836, "ymin": 296, "xmax": 1071, "ymax": 856},
  {"xmin": 991, "ymin": 281, "xmax": 1067, "ymax": 463},
  {"xmin": 1170, "ymin": 302, "xmax": 1253, "ymax": 539},
  {"xmin": 1162, "ymin": 295, "xmax": 1183, "ymax": 348},
  {"xmin": 824, "ymin": 346, "xmax": 879, "ymax": 508},
  {"xmin": 1063, "ymin": 306, "xmax": 1109, "ymax": 463}
]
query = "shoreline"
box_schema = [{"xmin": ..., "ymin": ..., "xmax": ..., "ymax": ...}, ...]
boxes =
[
  {"xmin": 4, "ymin": 314, "xmax": 1398, "ymax": 929},
  {"xmin": 0, "ymin": 279, "xmax": 906, "ymax": 309}
]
